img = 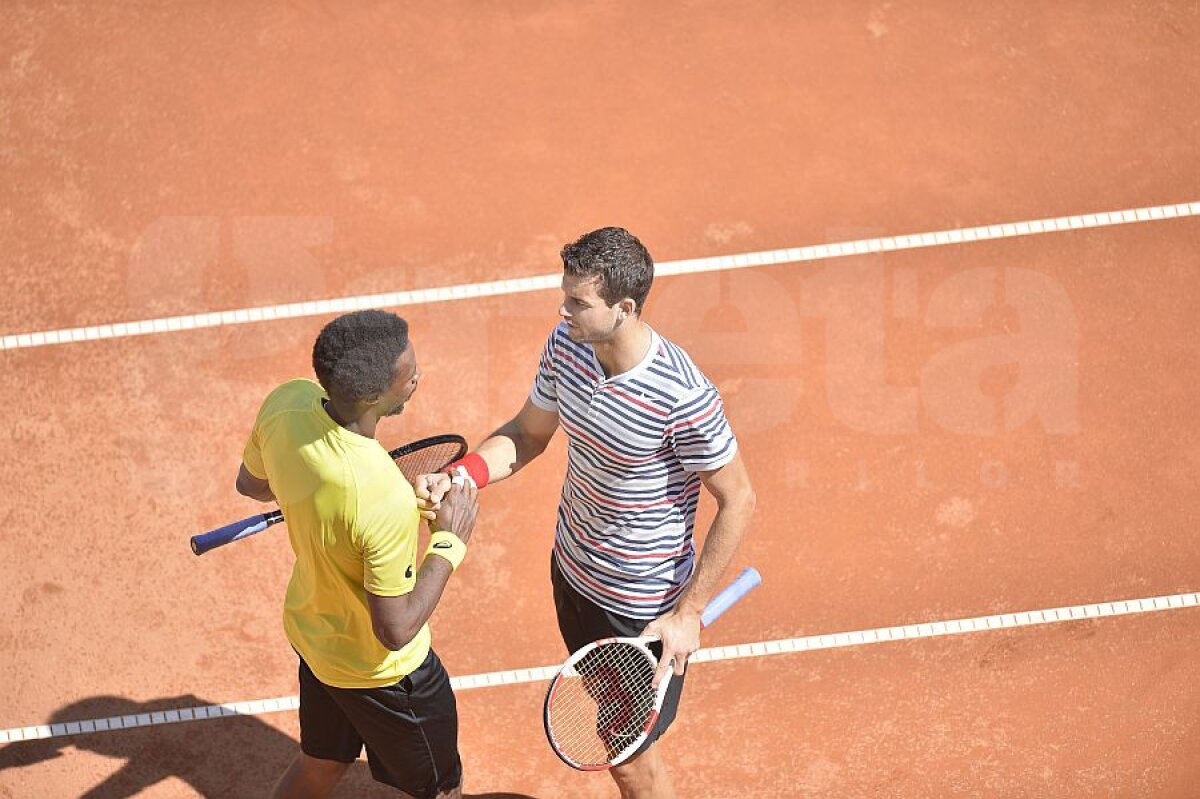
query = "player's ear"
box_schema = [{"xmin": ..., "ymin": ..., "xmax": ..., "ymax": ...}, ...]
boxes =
[{"xmin": 619, "ymin": 298, "xmax": 636, "ymax": 320}]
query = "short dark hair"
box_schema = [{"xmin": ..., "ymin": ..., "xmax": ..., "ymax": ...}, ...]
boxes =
[
  {"xmin": 561, "ymin": 227, "xmax": 654, "ymax": 313},
  {"xmin": 312, "ymin": 310, "xmax": 410, "ymax": 403}
]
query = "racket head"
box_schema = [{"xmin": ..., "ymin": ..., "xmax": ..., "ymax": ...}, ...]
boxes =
[
  {"xmin": 543, "ymin": 636, "xmax": 672, "ymax": 770},
  {"xmin": 387, "ymin": 434, "xmax": 467, "ymax": 484}
]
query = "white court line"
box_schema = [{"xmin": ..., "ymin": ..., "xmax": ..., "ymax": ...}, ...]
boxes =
[
  {"xmin": 3, "ymin": 200, "xmax": 1198, "ymax": 352},
  {"xmin": 2, "ymin": 590, "xmax": 1195, "ymax": 744}
]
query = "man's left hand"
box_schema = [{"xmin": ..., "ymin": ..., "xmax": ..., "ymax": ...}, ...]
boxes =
[{"xmin": 642, "ymin": 606, "xmax": 702, "ymax": 688}]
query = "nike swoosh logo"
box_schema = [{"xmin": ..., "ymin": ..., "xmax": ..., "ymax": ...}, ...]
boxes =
[
  {"xmin": 432, "ymin": 541, "xmax": 454, "ymax": 549},
  {"xmin": 405, "ymin": 565, "xmax": 414, "ymax": 578}
]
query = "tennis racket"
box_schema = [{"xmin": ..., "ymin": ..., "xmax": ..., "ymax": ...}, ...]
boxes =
[
  {"xmin": 190, "ymin": 433, "xmax": 467, "ymax": 556},
  {"xmin": 543, "ymin": 566, "xmax": 762, "ymax": 770}
]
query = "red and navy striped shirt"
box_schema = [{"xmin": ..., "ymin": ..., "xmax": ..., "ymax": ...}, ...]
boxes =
[{"xmin": 530, "ymin": 322, "xmax": 738, "ymax": 619}]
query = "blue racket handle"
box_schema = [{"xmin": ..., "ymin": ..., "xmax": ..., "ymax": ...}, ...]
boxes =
[
  {"xmin": 700, "ymin": 567, "xmax": 762, "ymax": 628},
  {"xmin": 190, "ymin": 511, "xmax": 281, "ymax": 555}
]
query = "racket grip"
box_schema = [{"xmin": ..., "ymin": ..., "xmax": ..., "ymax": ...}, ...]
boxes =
[
  {"xmin": 190, "ymin": 512, "xmax": 279, "ymax": 555},
  {"xmin": 700, "ymin": 567, "xmax": 762, "ymax": 628}
]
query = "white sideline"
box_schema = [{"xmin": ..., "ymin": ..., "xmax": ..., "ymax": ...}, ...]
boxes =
[
  {"xmin": 2, "ymin": 200, "xmax": 1198, "ymax": 352},
  {"xmin": 2, "ymin": 589, "xmax": 1196, "ymax": 744}
]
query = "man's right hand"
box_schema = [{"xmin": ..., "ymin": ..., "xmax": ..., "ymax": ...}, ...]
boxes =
[
  {"xmin": 432, "ymin": 480, "xmax": 479, "ymax": 543},
  {"xmin": 414, "ymin": 473, "xmax": 454, "ymax": 520}
]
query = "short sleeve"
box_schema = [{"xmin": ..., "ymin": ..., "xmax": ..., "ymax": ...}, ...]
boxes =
[
  {"xmin": 529, "ymin": 328, "xmax": 559, "ymax": 411},
  {"xmin": 241, "ymin": 426, "xmax": 268, "ymax": 479},
  {"xmin": 669, "ymin": 383, "xmax": 738, "ymax": 473},
  {"xmin": 358, "ymin": 494, "xmax": 420, "ymax": 597}
]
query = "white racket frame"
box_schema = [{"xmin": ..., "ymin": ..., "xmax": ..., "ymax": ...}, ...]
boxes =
[{"xmin": 543, "ymin": 634, "xmax": 673, "ymax": 770}]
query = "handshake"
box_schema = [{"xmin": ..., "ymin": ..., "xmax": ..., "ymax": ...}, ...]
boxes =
[{"xmin": 414, "ymin": 471, "xmax": 479, "ymax": 544}]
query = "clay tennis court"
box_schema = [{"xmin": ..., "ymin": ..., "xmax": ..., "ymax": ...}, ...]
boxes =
[{"xmin": 2, "ymin": 3, "xmax": 1199, "ymax": 797}]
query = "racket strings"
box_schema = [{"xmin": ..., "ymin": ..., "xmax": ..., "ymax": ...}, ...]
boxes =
[
  {"xmin": 393, "ymin": 443, "xmax": 465, "ymax": 484},
  {"xmin": 547, "ymin": 642, "xmax": 657, "ymax": 766}
]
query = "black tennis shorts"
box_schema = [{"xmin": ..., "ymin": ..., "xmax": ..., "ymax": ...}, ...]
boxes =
[
  {"xmin": 550, "ymin": 552, "xmax": 688, "ymax": 755},
  {"xmin": 297, "ymin": 649, "xmax": 462, "ymax": 798}
]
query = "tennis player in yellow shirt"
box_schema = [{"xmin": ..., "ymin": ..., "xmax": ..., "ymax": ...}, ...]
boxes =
[{"xmin": 237, "ymin": 309, "xmax": 477, "ymax": 799}]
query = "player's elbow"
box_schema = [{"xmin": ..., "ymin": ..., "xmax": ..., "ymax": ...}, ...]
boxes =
[
  {"xmin": 723, "ymin": 481, "xmax": 756, "ymax": 517},
  {"xmin": 510, "ymin": 402, "xmax": 558, "ymax": 463},
  {"xmin": 235, "ymin": 466, "xmax": 273, "ymax": 502},
  {"xmin": 370, "ymin": 608, "xmax": 423, "ymax": 652},
  {"xmin": 519, "ymin": 430, "xmax": 552, "ymax": 461},
  {"xmin": 234, "ymin": 472, "xmax": 255, "ymax": 499},
  {"xmin": 374, "ymin": 622, "xmax": 421, "ymax": 652},
  {"xmin": 738, "ymin": 486, "xmax": 757, "ymax": 518},
  {"xmin": 731, "ymin": 461, "xmax": 757, "ymax": 513}
]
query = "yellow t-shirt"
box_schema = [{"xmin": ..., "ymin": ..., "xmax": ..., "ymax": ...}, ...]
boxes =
[{"xmin": 242, "ymin": 378, "xmax": 430, "ymax": 688}]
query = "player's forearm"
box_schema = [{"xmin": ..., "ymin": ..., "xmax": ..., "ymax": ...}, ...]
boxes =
[
  {"xmin": 475, "ymin": 418, "xmax": 548, "ymax": 483},
  {"xmin": 675, "ymin": 490, "xmax": 756, "ymax": 617}
]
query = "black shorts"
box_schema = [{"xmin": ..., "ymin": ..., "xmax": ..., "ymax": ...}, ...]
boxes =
[
  {"xmin": 297, "ymin": 649, "xmax": 462, "ymax": 799},
  {"xmin": 550, "ymin": 552, "xmax": 687, "ymax": 754}
]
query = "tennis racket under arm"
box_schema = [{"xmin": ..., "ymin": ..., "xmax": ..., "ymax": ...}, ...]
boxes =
[
  {"xmin": 543, "ymin": 566, "xmax": 763, "ymax": 770},
  {"xmin": 190, "ymin": 434, "xmax": 467, "ymax": 556}
]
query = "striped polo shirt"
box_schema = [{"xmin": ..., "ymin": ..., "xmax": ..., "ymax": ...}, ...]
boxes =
[{"xmin": 530, "ymin": 322, "xmax": 738, "ymax": 619}]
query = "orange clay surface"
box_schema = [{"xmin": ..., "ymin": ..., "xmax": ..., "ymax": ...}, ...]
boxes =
[{"xmin": 2, "ymin": 3, "xmax": 1199, "ymax": 797}]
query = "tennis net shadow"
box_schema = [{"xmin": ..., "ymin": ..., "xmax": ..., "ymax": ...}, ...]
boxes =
[{"xmin": 0, "ymin": 695, "xmax": 537, "ymax": 799}]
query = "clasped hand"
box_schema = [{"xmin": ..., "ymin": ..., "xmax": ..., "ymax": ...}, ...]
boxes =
[{"xmin": 414, "ymin": 472, "xmax": 455, "ymax": 521}]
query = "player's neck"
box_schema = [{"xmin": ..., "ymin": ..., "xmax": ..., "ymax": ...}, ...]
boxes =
[
  {"xmin": 323, "ymin": 398, "xmax": 379, "ymax": 439},
  {"xmin": 592, "ymin": 318, "xmax": 652, "ymax": 379}
]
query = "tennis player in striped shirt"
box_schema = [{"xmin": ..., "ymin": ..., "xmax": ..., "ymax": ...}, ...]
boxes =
[{"xmin": 419, "ymin": 226, "xmax": 756, "ymax": 799}]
